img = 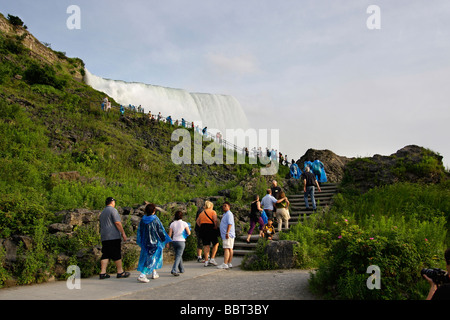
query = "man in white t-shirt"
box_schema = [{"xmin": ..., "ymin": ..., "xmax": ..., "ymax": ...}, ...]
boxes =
[{"xmin": 218, "ymin": 202, "xmax": 235, "ymax": 269}]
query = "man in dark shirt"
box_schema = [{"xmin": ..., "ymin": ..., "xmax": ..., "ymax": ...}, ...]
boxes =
[
  {"xmin": 271, "ymin": 180, "xmax": 282, "ymax": 200},
  {"xmin": 301, "ymin": 167, "xmax": 321, "ymax": 210}
]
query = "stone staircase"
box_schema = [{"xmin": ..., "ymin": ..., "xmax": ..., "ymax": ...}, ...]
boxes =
[{"xmin": 233, "ymin": 183, "xmax": 339, "ymax": 256}]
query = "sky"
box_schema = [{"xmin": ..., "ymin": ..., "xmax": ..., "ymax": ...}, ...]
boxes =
[{"xmin": 1, "ymin": 0, "xmax": 450, "ymax": 167}]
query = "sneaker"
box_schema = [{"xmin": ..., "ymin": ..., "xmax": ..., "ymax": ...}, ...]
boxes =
[
  {"xmin": 228, "ymin": 263, "xmax": 233, "ymax": 269},
  {"xmin": 204, "ymin": 260, "xmax": 209, "ymax": 267},
  {"xmin": 171, "ymin": 272, "xmax": 180, "ymax": 276},
  {"xmin": 151, "ymin": 271, "xmax": 159, "ymax": 279},
  {"xmin": 99, "ymin": 273, "xmax": 110, "ymax": 280},
  {"xmin": 217, "ymin": 263, "xmax": 229, "ymax": 269},
  {"xmin": 197, "ymin": 257, "xmax": 205, "ymax": 263},
  {"xmin": 209, "ymin": 259, "xmax": 218, "ymax": 266},
  {"xmin": 138, "ymin": 275, "xmax": 149, "ymax": 283}
]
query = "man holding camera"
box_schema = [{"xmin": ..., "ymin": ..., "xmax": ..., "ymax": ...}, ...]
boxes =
[{"xmin": 424, "ymin": 248, "xmax": 450, "ymax": 300}]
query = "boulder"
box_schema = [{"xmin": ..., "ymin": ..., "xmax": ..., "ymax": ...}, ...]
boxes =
[
  {"xmin": 122, "ymin": 215, "xmax": 140, "ymax": 231},
  {"xmin": 0, "ymin": 239, "xmax": 18, "ymax": 263},
  {"xmin": 63, "ymin": 208, "xmax": 99, "ymax": 227},
  {"xmin": 63, "ymin": 210, "xmax": 84, "ymax": 226},
  {"xmin": 121, "ymin": 206, "xmax": 134, "ymax": 216},
  {"xmin": 297, "ymin": 148, "xmax": 350, "ymax": 183},
  {"xmin": 162, "ymin": 202, "xmax": 187, "ymax": 212},
  {"xmin": 0, "ymin": 236, "xmax": 33, "ymax": 266},
  {"xmin": 48, "ymin": 223, "xmax": 72, "ymax": 234},
  {"xmin": 190, "ymin": 197, "xmax": 205, "ymax": 208},
  {"xmin": 265, "ymin": 240, "xmax": 299, "ymax": 269}
]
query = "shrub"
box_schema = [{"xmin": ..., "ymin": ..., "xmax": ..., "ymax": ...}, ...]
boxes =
[
  {"xmin": 308, "ymin": 215, "xmax": 447, "ymax": 300},
  {"xmin": 0, "ymin": 247, "xmax": 11, "ymax": 288},
  {"xmin": 14, "ymin": 219, "xmax": 55, "ymax": 285},
  {"xmin": 230, "ymin": 186, "xmax": 243, "ymax": 202},
  {"xmin": 281, "ymin": 182, "xmax": 449, "ymax": 299},
  {"xmin": 7, "ymin": 14, "xmax": 25, "ymax": 27},
  {"xmin": 24, "ymin": 63, "xmax": 66, "ymax": 89}
]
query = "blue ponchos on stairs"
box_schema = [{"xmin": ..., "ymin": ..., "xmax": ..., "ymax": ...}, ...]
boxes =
[
  {"xmin": 312, "ymin": 160, "xmax": 327, "ymax": 183},
  {"xmin": 136, "ymin": 214, "xmax": 172, "ymax": 275},
  {"xmin": 289, "ymin": 163, "xmax": 302, "ymax": 179}
]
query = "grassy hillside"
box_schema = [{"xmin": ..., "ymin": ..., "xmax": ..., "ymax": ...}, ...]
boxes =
[
  {"xmin": 0, "ymin": 13, "xmax": 271, "ymax": 235},
  {"xmin": 0, "ymin": 13, "xmax": 293, "ymax": 284}
]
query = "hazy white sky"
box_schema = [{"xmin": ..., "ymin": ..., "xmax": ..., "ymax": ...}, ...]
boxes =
[{"xmin": 2, "ymin": 1, "xmax": 449, "ymax": 167}]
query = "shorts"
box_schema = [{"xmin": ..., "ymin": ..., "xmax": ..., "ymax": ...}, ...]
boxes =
[
  {"xmin": 199, "ymin": 224, "xmax": 219, "ymax": 246},
  {"xmin": 101, "ymin": 239, "xmax": 122, "ymax": 261},
  {"xmin": 222, "ymin": 237, "xmax": 235, "ymax": 249}
]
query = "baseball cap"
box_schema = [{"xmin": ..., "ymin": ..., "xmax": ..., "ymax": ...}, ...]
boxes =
[{"xmin": 105, "ymin": 197, "xmax": 116, "ymax": 205}]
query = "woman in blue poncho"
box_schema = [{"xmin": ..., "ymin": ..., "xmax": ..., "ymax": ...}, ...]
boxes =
[{"xmin": 136, "ymin": 203, "xmax": 172, "ymax": 283}]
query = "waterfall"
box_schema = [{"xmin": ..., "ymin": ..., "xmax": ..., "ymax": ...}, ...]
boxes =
[{"xmin": 84, "ymin": 70, "xmax": 250, "ymax": 134}]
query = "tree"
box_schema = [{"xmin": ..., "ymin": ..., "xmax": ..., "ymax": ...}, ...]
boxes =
[{"xmin": 7, "ymin": 14, "xmax": 25, "ymax": 28}]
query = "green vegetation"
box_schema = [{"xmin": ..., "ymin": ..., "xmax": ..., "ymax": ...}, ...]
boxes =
[
  {"xmin": 7, "ymin": 14, "xmax": 26, "ymax": 29},
  {"xmin": 280, "ymin": 182, "xmax": 450, "ymax": 299},
  {"xmin": 0, "ymin": 15, "xmax": 287, "ymax": 287},
  {"xmin": 1, "ymin": 13, "xmax": 449, "ymax": 301}
]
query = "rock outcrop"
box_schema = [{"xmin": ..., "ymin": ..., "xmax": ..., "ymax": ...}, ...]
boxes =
[
  {"xmin": 294, "ymin": 145, "xmax": 447, "ymax": 193},
  {"xmin": 0, "ymin": 13, "xmax": 84, "ymax": 81},
  {"xmin": 296, "ymin": 148, "xmax": 351, "ymax": 183},
  {"xmin": 342, "ymin": 145, "xmax": 446, "ymax": 193},
  {"xmin": 242, "ymin": 240, "xmax": 300, "ymax": 270}
]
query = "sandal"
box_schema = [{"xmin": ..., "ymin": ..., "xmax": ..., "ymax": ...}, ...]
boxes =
[
  {"xmin": 99, "ymin": 273, "xmax": 110, "ymax": 280},
  {"xmin": 117, "ymin": 271, "xmax": 130, "ymax": 278}
]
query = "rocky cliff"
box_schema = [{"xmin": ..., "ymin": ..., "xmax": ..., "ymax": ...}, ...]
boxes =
[
  {"xmin": 0, "ymin": 13, "xmax": 84, "ymax": 81},
  {"xmin": 296, "ymin": 148, "xmax": 351, "ymax": 183},
  {"xmin": 296, "ymin": 145, "xmax": 447, "ymax": 193}
]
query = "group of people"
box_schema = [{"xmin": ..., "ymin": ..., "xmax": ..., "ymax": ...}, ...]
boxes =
[
  {"xmin": 242, "ymin": 148, "xmax": 292, "ymax": 167},
  {"xmin": 97, "ymin": 196, "xmax": 237, "ymax": 283},
  {"xmin": 109, "ymin": 99, "xmax": 293, "ymax": 165},
  {"xmin": 245, "ymin": 180, "xmax": 289, "ymax": 243},
  {"xmin": 97, "ymin": 165, "xmax": 324, "ymax": 282},
  {"xmin": 194, "ymin": 200, "xmax": 235, "ymax": 269}
]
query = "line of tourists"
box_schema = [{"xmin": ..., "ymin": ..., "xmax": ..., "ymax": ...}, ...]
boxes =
[
  {"xmin": 97, "ymin": 169, "xmax": 324, "ymax": 282},
  {"xmin": 104, "ymin": 98, "xmax": 292, "ymax": 166},
  {"xmin": 97, "ymin": 196, "xmax": 236, "ymax": 283}
]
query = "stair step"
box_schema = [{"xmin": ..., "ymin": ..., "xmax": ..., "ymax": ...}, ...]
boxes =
[
  {"xmin": 233, "ymin": 242, "xmax": 258, "ymax": 249},
  {"xmin": 234, "ymin": 249, "xmax": 254, "ymax": 256},
  {"xmin": 237, "ymin": 235, "xmax": 261, "ymax": 242},
  {"xmin": 289, "ymin": 193, "xmax": 336, "ymax": 199},
  {"xmin": 233, "ymin": 183, "xmax": 339, "ymax": 257}
]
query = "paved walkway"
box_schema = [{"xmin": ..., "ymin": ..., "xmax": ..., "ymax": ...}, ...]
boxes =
[{"xmin": 0, "ymin": 256, "xmax": 316, "ymax": 300}]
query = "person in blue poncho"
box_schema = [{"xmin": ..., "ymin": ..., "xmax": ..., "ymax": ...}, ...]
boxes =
[
  {"xmin": 289, "ymin": 163, "xmax": 302, "ymax": 179},
  {"xmin": 136, "ymin": 203, "xmax": 172, "ymax": 283},
  {"xmin": 312, "ymin": 160, "xmax": 327, "ymax": 184}
]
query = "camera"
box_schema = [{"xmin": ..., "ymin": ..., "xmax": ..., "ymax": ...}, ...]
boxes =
[{"xmin": 421, "ymin": 268, "xmax": 450, "ymax": 285}]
